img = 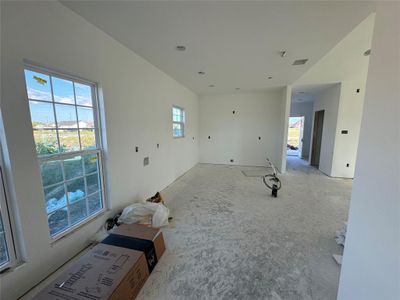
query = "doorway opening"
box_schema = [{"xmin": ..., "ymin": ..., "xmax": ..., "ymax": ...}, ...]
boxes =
[
  {"xmin": 311, "ymin": 110, "xmax": 325, "ymax": 167},
  {"xmin": 287, "ymin": 116, "xmax": 304, "ymax": 157}
]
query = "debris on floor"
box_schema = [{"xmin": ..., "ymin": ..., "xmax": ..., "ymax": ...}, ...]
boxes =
[
  {"xmin": 333, "ymin": 222, "xmax": 346, "ymax": 267},
  {"xmin": 119, "ymin": 192, "xmax": 170, "ymax": 227},
  {"xmin": 335, "ymin": 222, "xmax": 347, "ymax": 246},
  {"xmin": 146, "ymin": 191, "xmax": 164, "ymax": 204},
  {"xmin": 105, "ymin": 211, "xmax": 122, "ymax": 230},
  {"xmin": 332, "ymin": 254, "xmax": 343, "ymax": 265}
]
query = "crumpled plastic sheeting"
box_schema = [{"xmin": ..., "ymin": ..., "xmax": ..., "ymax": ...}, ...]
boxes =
[
  {"xmin": 118, "ymin": 202, "xmax": 170, "ymax": 227},
  {"xmin": 335, "ymin": 222, "xmax": 347, "ymax": 246},
  {"xmin": 332, "ymin": 254, "xmax": 343, "ymax": 265}
]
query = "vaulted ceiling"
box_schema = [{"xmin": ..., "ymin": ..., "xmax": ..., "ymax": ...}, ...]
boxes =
[
  {"xmin": 61, "ymin": 1, "xmax": 376, "ymax": 94},
  {"xmin": 292, "ymin": 13, "xmax": 375, "ymax": 103}
]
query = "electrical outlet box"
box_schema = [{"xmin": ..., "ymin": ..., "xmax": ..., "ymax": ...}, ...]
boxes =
[{"xmin": 144, "ymin": 157, "xmax": 149, "ymax": 166}]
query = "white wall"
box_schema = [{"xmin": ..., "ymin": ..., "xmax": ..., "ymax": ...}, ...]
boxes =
[
  {"xmin": 310, "ymin": 82, "xmax": 366, "ymax": 178},
  {"xmin": 279, "ymin": 86, "xmax": 292, "ymax": 173},
  {"xmin": 338, "ymin": 3, "xmax": 400, "ymax": 299},
  {"xmin": 331, "ymin": 81, "xmax": 366, "ymax": 178},
  {"xmin": 290, "ymin": 101, "xmax": 313, "ymax": 159},
  {"xmin": 311, "ymin": 84, "xmax": 341, "ymax": 175},
  {"xmin": 0, "ymin": 2, "xmax": 198, "ymax": 299},
  {"xmin": 199, "ymin": 90, "xmax": 284, "ymax": 169}
]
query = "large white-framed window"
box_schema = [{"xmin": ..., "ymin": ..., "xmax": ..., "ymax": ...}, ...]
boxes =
[
  {"xmin": 0, "ymin": 145, "xmax": 17, "ymax": 272},
  {"xmin": 172, "ymin": 106, "xmax": 185, "ymax": 138},
  {"xmin": 23, "ymin": 65, "xmax": 106, "ymax": 239}
]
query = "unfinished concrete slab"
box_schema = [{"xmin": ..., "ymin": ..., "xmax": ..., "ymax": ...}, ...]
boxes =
[{"xmin": 137, "ymin": 157, "xmax": 352, "ymax": 300}]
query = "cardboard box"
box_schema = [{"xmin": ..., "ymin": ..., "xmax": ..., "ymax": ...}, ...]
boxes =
[
  {"xmin": 102, "ymin": 224, "xmax": 165, "ymax": 273},
  {"xmin": 33, "ymin": 243, "xmax": 149, "ymax": 300}
]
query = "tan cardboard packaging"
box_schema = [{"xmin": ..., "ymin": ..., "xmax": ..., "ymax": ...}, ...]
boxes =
[{"xmin": 33, "ymin": 243, "xmax": 149, "ymax": 300}]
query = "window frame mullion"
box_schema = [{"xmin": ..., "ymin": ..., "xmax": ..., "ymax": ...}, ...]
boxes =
[{"xmin": 0, "ymin": 159, "xmax": 17, "ymax": 272}]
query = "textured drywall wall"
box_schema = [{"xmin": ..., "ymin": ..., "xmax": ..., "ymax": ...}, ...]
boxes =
[
  {"xmin": 310, "ymin": 81, "xmax": 366, "ymax": 178},
  {"xmin": 311, "ymin": 84, "xmax": 341, "ymax": 175},
  {"xmin": 338, "ymin": 3, "xmax": 400, "ymax": 299},
  {"xmin": 331, "ymin": 81, "xmax": 366, "ymax": 178},
  {"xmin": 0, "ymin": 2, "xmax": 198, "ymax": 299},
  {"xmin": 279, "ymin": 86, "xmax": 292, "ymax": 173},
  {"xmin": 199, "ymin": 90, "xmax": 283, "ymax": 169},
  {"xmin": 290, "ymin": 101, "xmax": 313, "ymax": 159}
]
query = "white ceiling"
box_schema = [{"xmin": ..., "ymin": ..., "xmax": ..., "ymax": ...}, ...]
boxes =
[
  {"xmin": 61, "ymin": 1, "xmax": 376, "ymax": 95},
  {"xmin": 295, "ymin": 14, "xmax": 375, "ymax": 86},
  {"xmin": 292, "ymin": 13, "xmax": 375, "ymax": 103}
]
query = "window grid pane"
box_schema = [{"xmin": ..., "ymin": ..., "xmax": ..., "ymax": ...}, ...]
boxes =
[
  {"xmin": 25, "ymin": 67, "xmax": 105, "ymax": 238},
  {"xmin": 40, "ymin": 152, "xmax": 103, "ymax": 236},
  {"xmin": 0, "ymin": 149, "xmax": 16, "ymax": 270},
  {"xmin": 24, "ymin": 70, "xmax": 52, "ymax": 102},
  {"xmin": 25, "ymin": 73, "xmax": 99, "ymax": 157},
  {"xmin": 0, "ymin": 219, "xmax": 9, "ymax": 267}
]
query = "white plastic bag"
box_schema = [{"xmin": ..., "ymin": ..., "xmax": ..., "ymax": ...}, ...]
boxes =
[
  {"xmin": 118, "ymin": 202, "xmax": 169, "ymax": 227},
  {"xmin": 152, "ymin": 203, "xmax": 170, "ymax": 227}
]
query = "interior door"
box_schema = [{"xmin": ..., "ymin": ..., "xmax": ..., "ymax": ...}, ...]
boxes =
[{"xmin": 311, "ymin": 110, "xmax": 324, "ymax": 166}]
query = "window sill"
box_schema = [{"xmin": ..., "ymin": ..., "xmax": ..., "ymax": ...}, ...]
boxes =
[
  {"xmin": 0, "ymin": 259, "xmax": 25, "ymax": 277},
  {"xmin": 0, "ymin": 210, "xmax": 108, "ymax": 277},
  {"xmin": 49, "ymin": 209, "xmax": 107, "ymax": 245}
]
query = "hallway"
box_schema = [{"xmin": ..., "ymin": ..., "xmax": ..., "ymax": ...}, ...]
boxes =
[{"xmin": 137, "ymin": 159, "xmax": 352, "ymax": 300}]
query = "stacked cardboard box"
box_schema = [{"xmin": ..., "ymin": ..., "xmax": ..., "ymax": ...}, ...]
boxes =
[{"xmin": 34, "ymin": 225, "xmax": 165, "ymax": 300}]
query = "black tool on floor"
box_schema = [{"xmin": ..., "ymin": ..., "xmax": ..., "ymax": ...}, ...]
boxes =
[
  {"xmin": 262, "ymin": 158, "xmax": 282, "ymax": 198},
  {"xmin": 272, "ymin": 184, "xmax": 278, "ymax": 197}
]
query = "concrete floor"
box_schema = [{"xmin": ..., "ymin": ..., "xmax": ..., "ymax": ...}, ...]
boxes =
[{"xmin": 137, "ymin": 157, "xmax": 352, "ymax": 300}]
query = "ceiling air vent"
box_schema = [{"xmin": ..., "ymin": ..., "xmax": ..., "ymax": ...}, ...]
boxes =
[{"xmin": 292, "ymin": 59, "xmax": 308, "ymax": 65}]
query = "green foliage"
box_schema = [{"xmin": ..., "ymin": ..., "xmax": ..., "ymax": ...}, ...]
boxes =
[
  {"xmin": 36, "ymin": 141, "xmax": 67, "ymax": 155},
  {"xmin": 32, "ymin": 121, "xmax": 43, "ymax": 129},
  {"xmin": 36, "ymin": 141, "xmax": 59, "ymax": 155}
]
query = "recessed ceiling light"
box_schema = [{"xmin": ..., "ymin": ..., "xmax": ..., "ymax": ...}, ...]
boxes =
[
  {"xmin": 198, "ymin": 71, "xmax": 205, "ymax": 75},
  {"xmin": 364, "ymin": 49, "xmax": 371, "ymax": 56},
  {"xmin": 209, "ymin": 84, "xmax": 215, "ymax": 87},
  {"xmin": 235, "ymin": 88, "xmax": 240, "ymax": 90},
  {"xmin": 267, "ymin": 76, "xmax": 273, "ymax": 79},
  {"xmin": 176, "ymin": 45, "xmax": 186, "ymax": 51},
  {"xmin": 292, "ymin": 59, "xmax": 308, "ymax": 65}
]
